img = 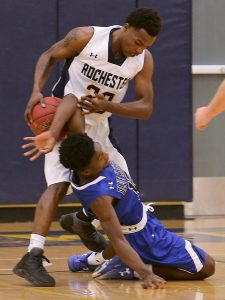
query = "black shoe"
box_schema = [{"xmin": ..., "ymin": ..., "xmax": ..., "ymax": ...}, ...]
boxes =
[
  {"xmin": 13, "ymin": 248, "xmax": 55, "ymax": 287},
  {"xmin": 60, "ymin": 212, "xmax": 108, "ymax": 252}
]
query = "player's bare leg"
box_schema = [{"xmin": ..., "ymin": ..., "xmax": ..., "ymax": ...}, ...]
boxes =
[
  {"xmin": 32, "ymin": 181, "xmax": 107, "ymax": 251},
  {"xmin": 32, "ymin": 182, "xmax": 69, "ymax": 235},
  {"xmin": 13, "ymin": 106, "xmax": 106, "ymax": 286},
  {"xmin": 152, "ymin": 253, "xmax": 215, "ymax": 280},
  {"xmin": 13, "ymin": 182, "xmax": 106, "ymax": 286},
  {"xmin": 13, "ymin": 182, "xmax": 69, "ymax": 287},
  {"xmin": 59, "ymin": 107, "xmax": 107, "ymax": 251}
]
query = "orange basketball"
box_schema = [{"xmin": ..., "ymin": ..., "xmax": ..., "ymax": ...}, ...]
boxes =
[{"xmin": 29, "ymin": 96, "xmax": 62, "ymax": 136}]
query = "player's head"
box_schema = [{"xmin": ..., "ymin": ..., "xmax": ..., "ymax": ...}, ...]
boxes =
[
  {"xmin": 120, "ymin": 7, "xmax": 161, "ymax": 57},
  {"xmin": 59, "ymin": 133, "xmax": 109, "ymax": 176}
]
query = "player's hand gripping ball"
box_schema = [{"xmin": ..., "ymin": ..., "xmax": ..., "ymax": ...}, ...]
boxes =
[{"xmin": 29, "ymin": 96, "xmax": 62, "ymax": 135}]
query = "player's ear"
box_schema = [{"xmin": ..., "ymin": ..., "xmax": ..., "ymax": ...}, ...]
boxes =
[
  {"xmin": 123, "ymin": 23, "xmax": 130, "ymax": 31},
  {"xmin": 80, "ymin": 168, "xmax": 91, "ymax": 176}
]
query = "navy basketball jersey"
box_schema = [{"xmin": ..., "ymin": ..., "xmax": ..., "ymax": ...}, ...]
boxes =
[{"xmin": 52, "ymin": 25, "xmax": 145, "ymax": 126}]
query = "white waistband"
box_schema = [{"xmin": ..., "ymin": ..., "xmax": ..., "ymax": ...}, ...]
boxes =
[{"xmin": 121, "ymin": 203, "xmax": 154, "ymax": 234}]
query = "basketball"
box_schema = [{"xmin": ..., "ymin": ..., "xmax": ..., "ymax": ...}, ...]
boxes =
[{"xmin": 29, "ymin": 96, "xmax": 62, "ymax": 135}]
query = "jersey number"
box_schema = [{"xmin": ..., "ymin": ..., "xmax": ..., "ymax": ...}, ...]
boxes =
[{"xmin": 86, "ymin": 84, "xmax": 115, "ymax": 101}]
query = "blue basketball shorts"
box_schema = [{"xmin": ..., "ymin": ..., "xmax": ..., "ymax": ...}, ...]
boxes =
[{"xmin": 125, "ymin": 212, "xmax": 206, "ymax": 273}]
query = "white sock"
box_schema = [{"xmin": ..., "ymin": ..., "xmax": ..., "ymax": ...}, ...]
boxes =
[
  {"xmin": 91, "ymin": 219, "xmax": 100, "ymax": 228},
  {"xmin": 87, "ymin": 252, "xmax": 107, "ymax": 265},
  {"xmin": 28, "ymin": 234, "xmax": 46, "ymax": 252}
]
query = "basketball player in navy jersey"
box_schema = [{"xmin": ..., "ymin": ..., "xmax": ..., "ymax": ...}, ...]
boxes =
[
  {"xmin": 13, "ymin": 8, "xmax": 161, "ymax": 286},
  {"xmin": 57, "ymin": 133, "xmax": 215, "ymax": 289}
]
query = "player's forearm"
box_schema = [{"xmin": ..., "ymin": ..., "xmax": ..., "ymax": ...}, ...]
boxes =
[
  {"xmin": 109, "ymin": 237, "xmax": 152, "ymax": 279},
  {"xmin": 106, "ymin": 99, "xmax": 153, "ymax": 120},
  {"xmin": 32, "ymin": 52, "xmax": 55, "ymax": 93},
  {"xmin": 101, "ymin": 242, "xmax": 116, "ymax": 259},
  {"xmin": 92, "ymin": 199, "xmax": 152, "ymax": 278},
  {"xmin": 50, "ymin": 94, "xmax": 77, "ymax": 139},
  {"xmin": 101, "ymin": 223, "xmax": 151, "ymax": 278},
  {"xmin": 207, "ymin": 80, "xmax": 225, "ymax": 118}
]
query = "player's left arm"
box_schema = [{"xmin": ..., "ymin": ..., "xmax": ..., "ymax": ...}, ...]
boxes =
[
  {"xmin": 90, "ymin": 195, "xmax": 166, "ymax": 289},
  {"xmin": 80, "ymin": 50, "xmax": 154, "ymax": 120},
  {"xmin": 21, "ymin": 93, "xmax": 85, "ymax": 160}
]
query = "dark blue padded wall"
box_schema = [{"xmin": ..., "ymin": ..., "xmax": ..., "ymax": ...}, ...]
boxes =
[
  {"xmin": 138, "ymin": 0, "xmax": 192, "ymax": 201},
  {"xmin": 0, "ymin": 0, "xmax": 137, "ymax": 204},
  {"xmin": 58, "ymin": 0, "xmax": 136, "ymax": 33},
  {"xmin": 0, "ymin": 0, "xmax": 58, "ymax": 203}
]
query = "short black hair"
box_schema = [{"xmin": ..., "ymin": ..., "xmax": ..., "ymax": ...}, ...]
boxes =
[
  {"xmin": 59, "ymin": 133, "xmax": 95, "ymax": 171},
  {"xmin": 125, "ymin": 7, "xmax": 161, "ymax": 37}
]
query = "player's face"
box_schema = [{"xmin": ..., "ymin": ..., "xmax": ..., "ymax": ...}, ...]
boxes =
[
  {"xmin": 86, "ymin": 142, "xmax": 109, "ymax": 176},
  {"xmin": 121, "ymin": 25, "xmax": 156, "ymax": 57}
]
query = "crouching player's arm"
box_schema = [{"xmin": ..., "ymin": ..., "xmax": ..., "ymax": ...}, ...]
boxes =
[{"xmin": 90, "ymin": 195, "xmax": 166, "ymax": 289}]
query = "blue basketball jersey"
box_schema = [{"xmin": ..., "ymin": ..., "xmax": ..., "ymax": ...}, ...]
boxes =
[{"xmin": 71, "ymin": 162, "xmax": 143, "ymax": 225}]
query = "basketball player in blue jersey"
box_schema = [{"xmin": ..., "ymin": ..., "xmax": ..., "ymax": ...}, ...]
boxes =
[
  {"xmin": 13, "ymin": 8, "xmax": 162, "ymax": 287},
  {"xmin": 57, "ymin": 133, "xmax": 215, "ymax": 289}
]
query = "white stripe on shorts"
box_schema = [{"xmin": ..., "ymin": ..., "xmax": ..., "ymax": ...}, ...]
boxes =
[{"xmin": 185, "ymin": 240, "xmax": 203, "ymax": 272}]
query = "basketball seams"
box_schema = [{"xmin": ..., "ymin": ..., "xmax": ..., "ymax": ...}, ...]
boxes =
[
  {"xmin": 32, "ymin": 112, "xmax": 55, "ymax": 122},
  {"xmin": 30, "ymin": 96, "xmax": 62, "ymax": 135}
]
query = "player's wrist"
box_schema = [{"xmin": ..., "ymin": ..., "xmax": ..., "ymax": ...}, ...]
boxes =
[
  {"xmin": 136, "ymin": 264, "xmax": 153, "ymax": 280},
  {"xmin": 104, "ymin": 100, "xmax": 111, "ymax": 113},
  {"xmin": 49, "ymin": 128, "xmax": 60, "ymax": 141},
  {"xmin": 206, "ymin": 104, "xmax": 220, "ymax": 119},
  {"xmin": 32, "ymin": 87, "xmax": 41, "ymax": 94},
  {"xmin": 139, "ymin": 269, "xmax": 154, "ymax": 280}
]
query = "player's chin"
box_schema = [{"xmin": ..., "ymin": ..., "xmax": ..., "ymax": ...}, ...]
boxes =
[
  {"xmin": 122, "ymin": 49, "xmax": 133, "ymax": 58},
  {"xmin": 129, "ymin": 52, "xmax": 139, "ymax": 57},
  {"xmin": 125, "ymin": 52, "xmax": 135, "ymax": 57}
]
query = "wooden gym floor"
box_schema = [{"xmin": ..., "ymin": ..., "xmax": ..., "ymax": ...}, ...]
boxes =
[{"xmin": 0, "ymin": 216, "xmax": 225, "ymax": 300}]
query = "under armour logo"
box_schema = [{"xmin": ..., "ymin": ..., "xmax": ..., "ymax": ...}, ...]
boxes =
[
  {"xmin": 119, "ymin": 268, "xmax": 131, "ymax": 277},
  {"xmin": 90, "ymin": 52, "xmax": 98, "ymax": 58}
]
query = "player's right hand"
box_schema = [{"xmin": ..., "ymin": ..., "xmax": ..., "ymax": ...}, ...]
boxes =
[
  {"xmin": 21, "ymin": 131, "xmax": 56, "ymax": 161},
  {"xmin": 195, "ymin": 106, "xmax": 213, "ymax": 130},
  {"xmin": 142, "ymin": 273, "xmax": 167, "ymax": 289},
  {"xmin": 34, "ymin": 131, "xmax": 57, "ymax": 153},
  {"xmin": 21, "ymin": 136, "xmax": 42, "ymax": 161},
  {"xmin": 24, "ymin": 91, "xmax": 45, "ymax": 125}
]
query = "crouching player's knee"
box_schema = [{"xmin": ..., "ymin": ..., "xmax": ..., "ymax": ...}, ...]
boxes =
[{"xmin": 199, "ymin": 253, "xmax": 215, "ymax": 279}]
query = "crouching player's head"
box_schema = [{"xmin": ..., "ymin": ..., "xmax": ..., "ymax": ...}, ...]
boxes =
[{"xmin": 59, "ymin": 133, "xmax": 109, "ymax": 177}]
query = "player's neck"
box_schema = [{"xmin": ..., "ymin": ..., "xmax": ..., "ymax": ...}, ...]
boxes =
[
  {"xmin": 78, "ymin": 173, "xmax": 99, "ymax": 186},
  {"xmin": 111, "ymin": 28, "xmax": 124, "ymax": 59}
]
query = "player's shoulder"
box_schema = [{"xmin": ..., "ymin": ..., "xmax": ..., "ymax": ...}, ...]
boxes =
[
  {"xmin": 137, "ymin": 49, "xmax": 153, "ymax": 73},
  {"xmin": 63, "ymin": 26, "xmax": 95, "ymax": 54},
  {"xmin": 144, "ymin": 49, "xmax": 153, "ymax": 63},
  {"xmin": 67, "ymin": 26, "xmax": 94, "ymax": 42}
]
